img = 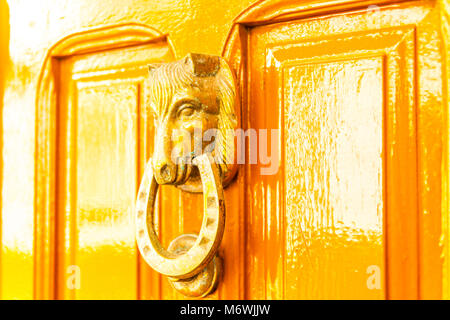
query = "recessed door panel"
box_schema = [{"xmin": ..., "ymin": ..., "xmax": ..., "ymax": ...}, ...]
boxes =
[
  {"xmin": 283, "ymin": 58, "xmax": 384, "ymax": 299},
  {"xmin": 74, "ymin": 82, "xmax": 138, "ymax": 299},
  {"xmin": 57, "ymin": 43, "xmax": 173, "ymax": 299}
]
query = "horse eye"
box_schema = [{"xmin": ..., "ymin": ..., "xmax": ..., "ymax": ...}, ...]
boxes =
[{"xmin": 178, "ymin": 105, "xmax": 196, "ymax": 118}]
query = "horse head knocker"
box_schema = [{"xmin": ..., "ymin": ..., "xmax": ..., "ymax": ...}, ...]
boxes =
[{"xmin": 135, "ymin": 53, "xmax": 238, "ymax": 297}]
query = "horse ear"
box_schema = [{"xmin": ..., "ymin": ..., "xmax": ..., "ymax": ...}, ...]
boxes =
[
  {"xmin": 148, "ymin": 63, "xmax": 161, "ymax": 75},
  {"xmin": 184, "ymin": 53, "xmax": 220, "ymax": 77}
]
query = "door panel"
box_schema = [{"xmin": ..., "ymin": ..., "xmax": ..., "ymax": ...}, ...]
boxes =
[
  {"xmin": 245, "ymin": 2, "xmax": 442, "ymax": 299},
  {"xmin": 282, "ymin": 58, "xmax": 384, "ymax": 299},
  {"xmin": 74, "ymin": 82, "xmax": 138, "ymax": 299},
  {"xmin": 56, "ymin": 43, "xmax": 173, "ymax": 299}
]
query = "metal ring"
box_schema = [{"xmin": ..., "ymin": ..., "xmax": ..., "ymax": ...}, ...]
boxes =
[{"xmin": 135, "ymin": 153, "xmax": 225, "ymax": 279}]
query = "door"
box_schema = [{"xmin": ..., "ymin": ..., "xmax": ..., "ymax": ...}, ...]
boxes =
[{"xmin": 1, "ymin": 0, "xmax": 448, "ymax": 300}]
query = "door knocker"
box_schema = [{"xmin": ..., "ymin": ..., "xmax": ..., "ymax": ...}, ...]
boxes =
[{"xmin": 135, "ymin": 53, "xmax": 238, "ymax": 297}]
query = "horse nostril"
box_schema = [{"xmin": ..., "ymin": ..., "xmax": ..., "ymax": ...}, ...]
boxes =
[{"xmin": 160, "ymin": 164, "xmax": 173, "ymax": 182}]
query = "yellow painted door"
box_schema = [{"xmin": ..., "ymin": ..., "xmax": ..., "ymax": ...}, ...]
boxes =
[{"xmin": 1, "ymin": 0, "xmax": 449, "ymax": 300}]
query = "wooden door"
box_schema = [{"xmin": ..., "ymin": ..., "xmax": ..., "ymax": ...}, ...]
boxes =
[
  {"xmin": 1, "ymin": 0, "xmax": 448, "ymax": 300},
  {"xmin": 41, "ymin": 0, "xmax": 449, "ymax": 300}
]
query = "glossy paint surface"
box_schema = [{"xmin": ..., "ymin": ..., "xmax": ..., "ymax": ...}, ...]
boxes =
[
  {"xmin": 248, "ymin": 25, "xmax": 385, "ymax": 300},
  {"xmin": 75, "ymin": 82, "xmax": 138, "ymax": 299},
  {"xmin": 283, "ymin": 59, "xmax": 384, "ymax": 299},
  {"xmin": 55, "ymin": 42, "xmax": 173, "ymax": 299},
  {"xmin": 0, "ymin": 0, "xmax": 448, "ymax": 300},
  {"xmin": 0, "ymin": 0, "xmax": 252, "ymax": 299},
  {"xmin": 243, "ymin": 0, "xmax": 448, "ymax": 299}
]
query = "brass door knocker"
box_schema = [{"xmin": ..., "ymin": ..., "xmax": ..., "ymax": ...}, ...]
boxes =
[{"xmin": 135, "ymin": 53, "xmax": 238, "ymax": 297}]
